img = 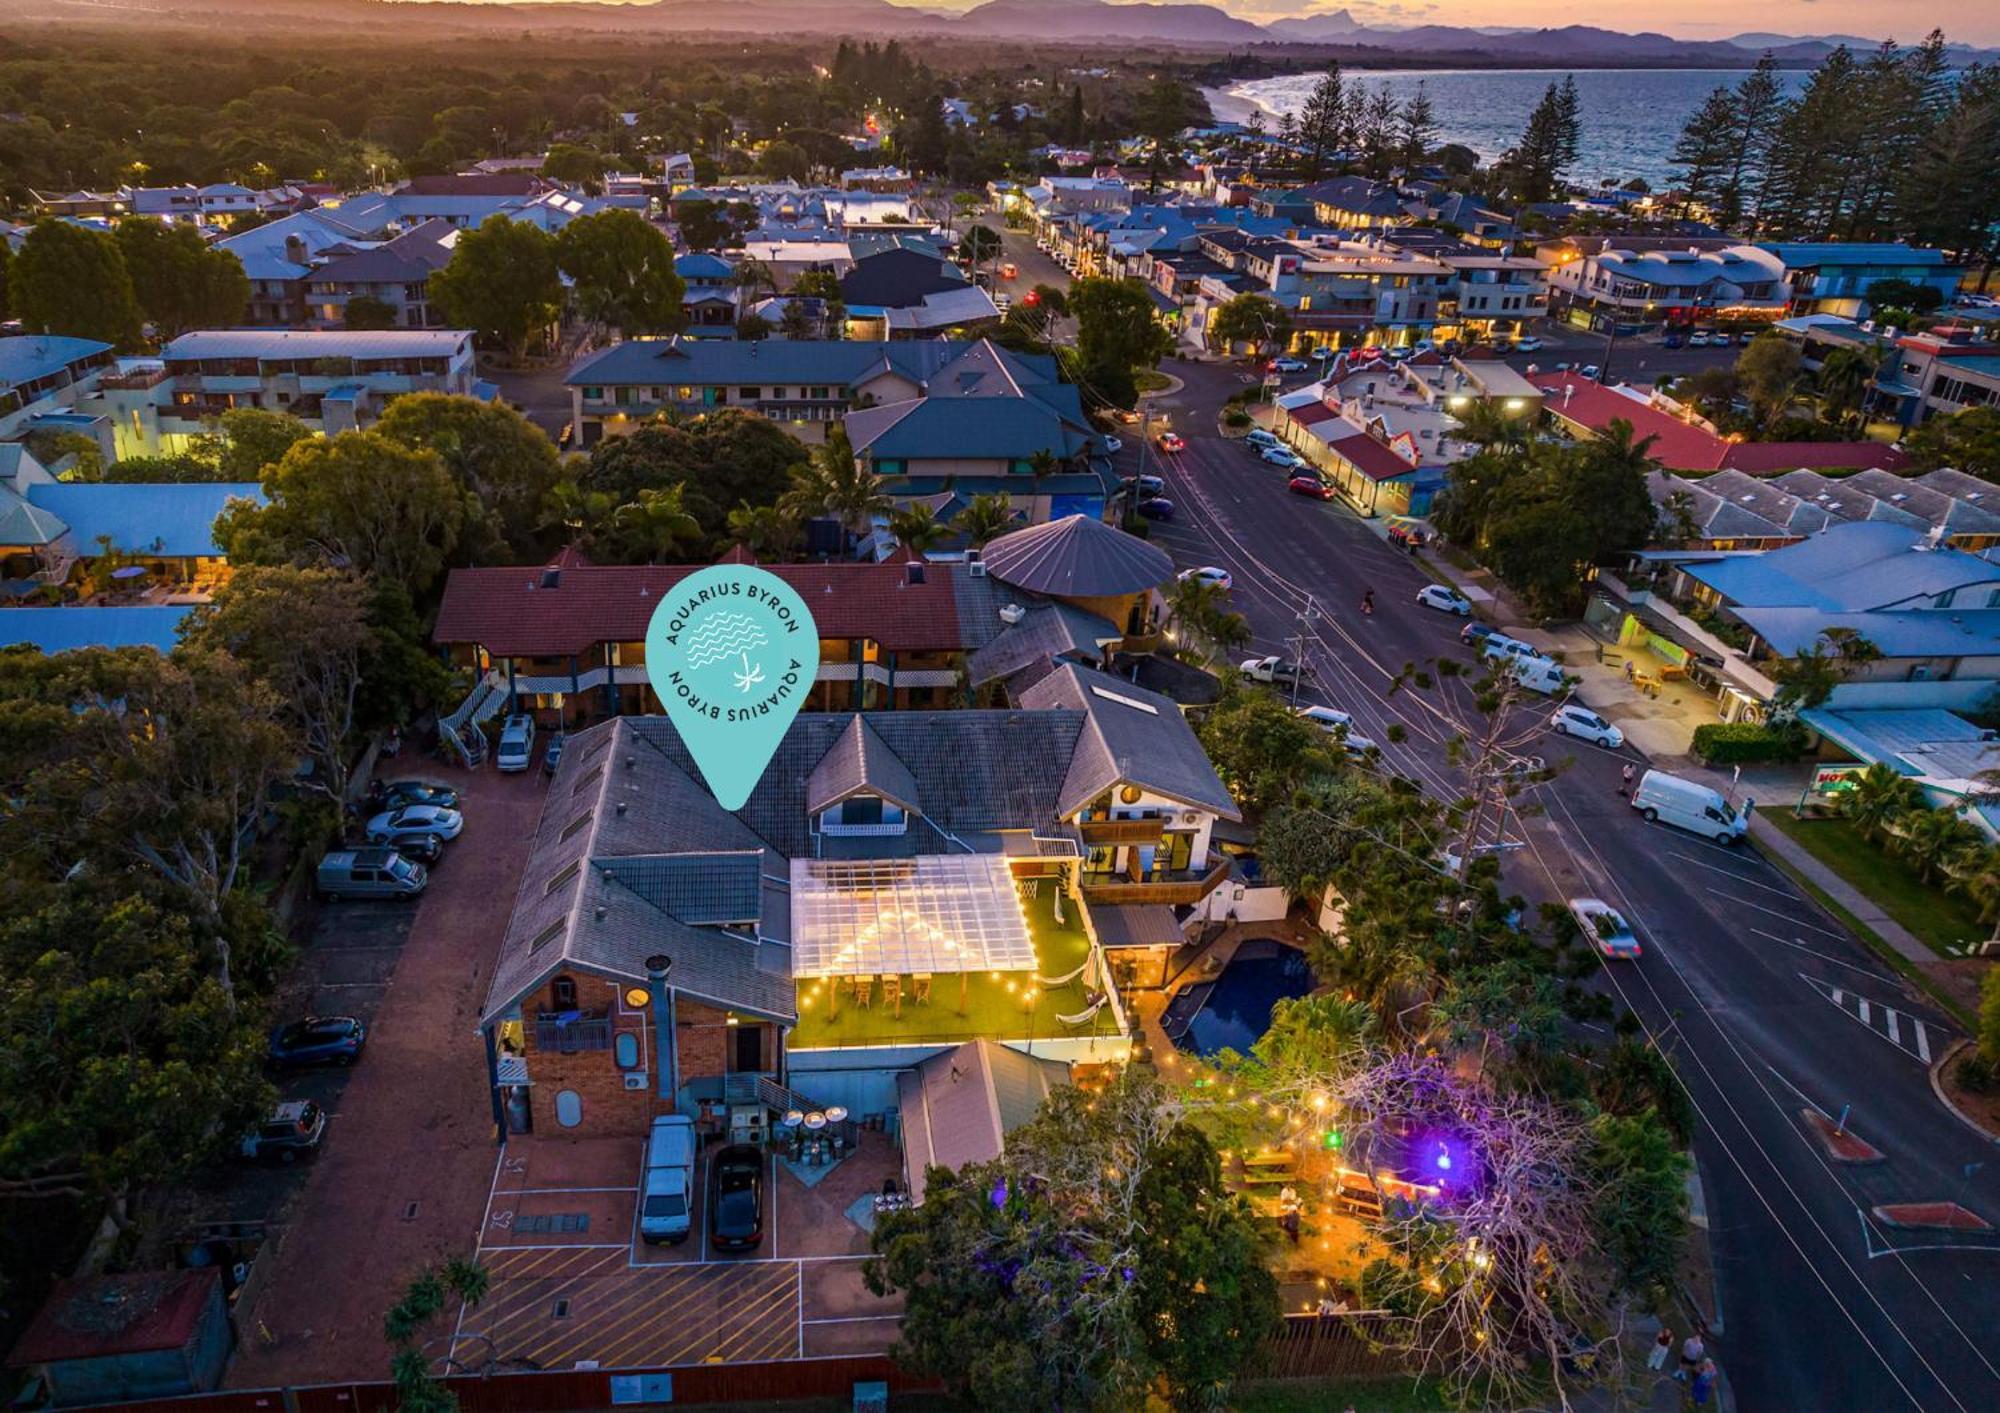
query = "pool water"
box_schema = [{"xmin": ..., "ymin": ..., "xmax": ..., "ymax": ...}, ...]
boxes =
[{"xmin": 1164, "ymin": 940, "xmax": 1316, "ymax": 1057}]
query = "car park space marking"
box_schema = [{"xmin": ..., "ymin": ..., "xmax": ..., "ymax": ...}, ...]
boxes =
[{"xmin": 1803, "ymin": 974, "xmax": 1945, "ymax": 1065}]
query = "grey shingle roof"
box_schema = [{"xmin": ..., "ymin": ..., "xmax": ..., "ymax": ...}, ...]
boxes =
[
  {"xmin": 1016, "ymin": 663, "xmax": 1240, "ymax": 820},
  {"xmin": 600, "ymin": 852, "xmax": 764, "ymax": 925},
  {"xmin": 566, "ymin": 335, "xmax": 1011, "ymax": 390},
  {"xmin": 806, "ymin": 716, "xmax": 922, "ymax": 815},
  {"xmin": 966, "ymin": 601, "xmax": 1119, "ymax": 686}
]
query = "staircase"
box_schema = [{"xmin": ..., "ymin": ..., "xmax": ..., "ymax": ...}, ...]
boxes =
[
  {"xmin": 439, "ymin": 676, "xmax": 507, "ymax": 767},
  {"xmin": 725, "ymin": 1072, "xmax": 825, "ymax": 1117}
]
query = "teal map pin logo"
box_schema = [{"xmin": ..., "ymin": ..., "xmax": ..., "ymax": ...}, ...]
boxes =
[{"xmin": 644, "ymin": 564, "xmax": 820, "ymax": 810}]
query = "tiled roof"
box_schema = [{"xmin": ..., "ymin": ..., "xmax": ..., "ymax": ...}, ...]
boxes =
[
  {"xmin": 1017, "ymin": 662, "xmax": 1240, "ymax": 820},
  {"xmin": 599, "ymin": 852, "xmax": 764, "ymax": 924},
  {"xmin": 433, "ymin": 558, "xmax": 968, "ymax": 657},
  {"xmin": 1532, "ymin": 374, "xmax": 1904, "ymax": 473},
  {"xmin": 806, "ymin": 715, "xmax": 921, "ymax": 815},
  {"xmin": 897, "ymin": 1040, "xmax": 1069, "ymax": 1205},
  {"xmin": 9, "ymin": 1269, "xmax": 220, "ymax": 1365},
  {"xmin": 965, "ymin": 601, "xmax": 1119, "ymax": 687}
]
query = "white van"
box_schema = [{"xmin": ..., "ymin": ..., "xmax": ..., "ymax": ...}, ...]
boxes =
[
  {"xmin": 639, "ymin": 1114, "xmax": 697, "ymax": 1245},
  {"xmin": 1505, "ymin": 655, "xmax": 1568, "ymax": 696},
  {"xmin": 1630, "ymin": 769, "xmax": 1751, "ymax": 844}
]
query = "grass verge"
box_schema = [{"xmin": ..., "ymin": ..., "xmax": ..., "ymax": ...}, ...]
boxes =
[{"xmin": 1757, "ymin": 810, "xmax": 1984, "ymax": 957}]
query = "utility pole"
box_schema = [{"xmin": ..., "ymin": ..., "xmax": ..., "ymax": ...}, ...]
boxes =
[{"xmin": 1288, "ymin": 594, "xmax": 1318, "ymax": 706}]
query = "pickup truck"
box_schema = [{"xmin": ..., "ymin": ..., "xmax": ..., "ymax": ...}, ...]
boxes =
[
  {"xmin": 1240, "ymin": 655, "xmax": 1309, "ymax": 686},
  {"xmin": 640, "ymin": 1115, "xmax": 697, "ymax": 1245}
]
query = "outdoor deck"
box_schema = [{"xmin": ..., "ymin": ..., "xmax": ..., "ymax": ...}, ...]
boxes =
[{"xmin": 788, "ymin": 883, "xmax": 1121, "ymax": 1049}]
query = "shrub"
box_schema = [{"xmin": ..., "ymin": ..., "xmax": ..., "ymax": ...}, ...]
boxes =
[
  {"xmin": 1979, "ymin": 966, "xmax": 2000, "ymax": 1067},
  {"xmin": 1958, "ymin": 1053, "xmax": 1995, "ymax": 1094},
  {"xmin": 1691, "ymin": 722, "xmax": 1803, "ymax": 765},
  {"xmin": 1223, "ymin": 408, "xmax": 1253, "ymax": 428}
]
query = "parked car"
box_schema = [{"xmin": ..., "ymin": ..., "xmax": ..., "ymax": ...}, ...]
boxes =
[
  {"xmin": 365, "ymin": 803, "xmax": 463, "ymax": 845},
  {"xmin": 1240, "ymin": 655, "xmax": 1308, "ymax": 685},
  {"xmin": 372, "ymin": 831, "xmax": 443, "ymax": 866},
  {"xmin": 268, "ymin": 1016, "xmax": 366, "ymax": 1067},
  {"xmin": 543, "ymin": 733, "xmax": 566, "ymax": 777},
  {"xmin": 709, "ymin": 1144, "xmax": 766, "ymax": 1251},
  {"xmin": 1132, "ymin": 473, "xmax": 1166, "ymax": 496},
  {"xmin": 1737, "ymin": 330, "xmax": 1756, "ymax": 346},
  {"xmin": 1568, "ymin": 897, "xmax": 1641, "ymax": 959},
  {"xmin": 640, "ymin": 1115, "xmax": 698, "ymax": 1245},
  {"xmin": 239, "ymin": 1100, "xmax": 326, "ymax": 1164},
  {"xmin": 1662, "ymin": 333, "xmax": 1683, "ymax": 349},
  {"xmin": 1179, "ymin": 566, "xmax": 1233, "ymax": 590},
  {"xmin": 1415, "ymin": 584, "xmax": 1472, "ymax": 615},
  {"xmin": 1309, "ymin": 346, "xmax": 1336, "ymax": 361},
  {"xmin": 1260, "ymin": 445, "xmax": 1303, "ymax": 469},
  {"xmin": 1297, "ymin": 705, "xmax": 1378, "ymax": 754},
  {"xmin": 371, "ymin": 778, "xmax": 460, "ymax": 811},
  {"xmin": 1481, "ymin": 633, "xmax": 1548, "ymax": 665},
  {"xmin": 1288, "ymin": 476, "xmax": 1335, "ymax": 500},
  {"xmin": 1155, "ymin": 431, "xmax": 1186, "ymax": 454},
  {"xmin": 1101, "ymin": 434, "xmax": 1124, "ymax": 454},
  {"xmin": 1550, "ymin": 703, "xmax": 1624, "ymax": 748},
  {"xmin": 1459, "ymin": 621, "xmax": 1501, "ymax": 649},
  {"xmin": 1579, "ymin": 364, "xmax": 1601, "ymax": 381},
  {"xmin": 1631, "ymin": 769, "xmax": 1750, "ymax": 844},
  {"xmin": 496, "ymin": 714, "xmax": 535, "ymax": 772},
  {"xmin": 1687, "ymin": 331, "xmax": 1710, "ymax": 347},
  {"xmin": 993, "ymin": 293, "xmax": 1012, "ymax": 315},
  {"xmin": 1512, "ymin": 336, "xmax": 1544, "ymax": 353},
  {"xmin": 1135, "ymin": 497, "xmax": 1175, "ymax": 521},
  {"xmin": 1243, "ymin": 429, "xmax": 1282, "ymax": 450},
  {"xmin": 1271, "ymin": 356, "xmax": 1310, "ymax": 373},
  {"xmin": 316, "ymin": 847, "xmax": 426, "ymax": 901}
]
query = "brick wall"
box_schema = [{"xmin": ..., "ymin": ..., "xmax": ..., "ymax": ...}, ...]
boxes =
[{"xmin": 521, "ymin": 973, "xmax": 653, "ymax": 1138}]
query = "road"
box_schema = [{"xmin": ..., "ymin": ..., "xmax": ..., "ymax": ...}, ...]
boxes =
[{"xmin": 1132, "ymin": 356, "xmax": 2000, "ymax": 1413}]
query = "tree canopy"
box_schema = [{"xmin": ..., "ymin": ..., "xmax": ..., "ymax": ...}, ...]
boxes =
[
  {"xmin": 11, "ymin": 221, "xmax": 144, "ymax": 349},
  {"xmin": 554, "ymin": 208, "xmax": 686, "ymax": 337},
  {"xmin": 113, "ymin": 217, "xmax": 250, "ymax": 339},
  {"xmin": 428, "ymin": 215, "xmax": 563, "ymax": 359}
]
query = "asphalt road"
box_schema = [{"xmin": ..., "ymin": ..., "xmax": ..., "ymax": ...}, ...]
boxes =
[{"xmin": 1133, "ymin": 356, "xmax": 2000, "ymax": 1413}]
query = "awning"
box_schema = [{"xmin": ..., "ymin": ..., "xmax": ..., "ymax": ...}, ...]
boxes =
[
  {"xmin": 789, "ymin": 854, "xmax": 1036, "ymax": 978},
  {"xmin": 1088, "ymin": 902, "xmax": 1184, "ymax": 949}
]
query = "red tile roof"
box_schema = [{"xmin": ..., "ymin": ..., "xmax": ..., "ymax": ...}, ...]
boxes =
[
  {"xmin": 1529, "ymin": 374, "xmax": 1903, "ymax": 473},
  {"xmin": 434, "ymin": 560, "xmax": 969, "ymax": 657},
  {"xmin": 9, "ymin": 1270, "xmax": 218, "ymax": 1366},
  {"xmin": 1327, "ymin": 432, "xmax": 1415, "ymax": 482}
]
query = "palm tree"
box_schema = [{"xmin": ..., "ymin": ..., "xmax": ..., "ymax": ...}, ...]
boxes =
[
  {"xmin": 1837, "ymin": 762, "xmax": 1924, "ymax": 844},
  {"xmin": 782, "ymin": 428, "xmax": 891, "ymax": 540},
  {"xmin": 733, "ymin": 257, "xmax": 777, "ymax": 301},
  {"xmin": 888, "ymin": 506, "xmax": 949, "ymax": 555},
  {"xmin": 777, "ymin": 301, "xmax": 815, "ymax": 341},
  {"xmin": 725, "ymin": 502, "xmax": 800, "ymax": 561},
  {"xmin": 1948, "ymin": 842, "xmax": 2000, "ymax": 926},
  {"xmin": 1889, "ymin": 806, "xmax": 1981, "ymax": 885},
  {"xmin": 1025, "ymin": 447, "xmax": 1062, "ymax": 519},
  {"xmin": 1164, "ymin": 575, "xmax": 1251, "ymax": 665},
  {"xmin": 952, "ymin": 493, "xmax": 1017, "ymax": 547},
  {"xmin": 1448, "ymin": 398, "xmax": 1530, "ymax": 451},
  {"xmin": 539, "ymin": 477, "xmax": 618, "ymax": 549},
  {"xmin": 604, "ymin": 484, "xmax": 702, "ymax": 563},
  {"xmin": 1815, "ymin": 346, "xmax": 1877, "ymax": 432}
]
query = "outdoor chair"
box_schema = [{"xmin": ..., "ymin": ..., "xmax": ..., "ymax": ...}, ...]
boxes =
[
  {"xmin": 911, "ymin": 973, "xmax": 932, "ymax": 1005},
  {"xmin": 881, "ymin": 975, "xmax": 903, "ymax": 1016},
  {"xmin": 850, "ymin": 975, "xmax": 872, "ymax": 1010}
]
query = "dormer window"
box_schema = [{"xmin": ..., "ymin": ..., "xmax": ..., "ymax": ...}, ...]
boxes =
[{"xmin": 819, "ymin": 792, "xmax": 908, "ymax": 836}]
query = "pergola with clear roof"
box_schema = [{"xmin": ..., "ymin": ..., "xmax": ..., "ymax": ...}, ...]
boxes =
[{"xmin": 790, "ymin": 855, "xmax": 1037, "ymax": 1015}]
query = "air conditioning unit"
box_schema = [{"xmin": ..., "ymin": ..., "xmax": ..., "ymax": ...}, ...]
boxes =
[
  {"xmin": 622, "ymin": 1072, "xmax": 649, "ymax": 1091},
  {"xmin": 968, "ymin": 557, "xmax": 988, "ymax": 578},
  {"xmin": 1181, "ymin": 810, "xmax": 1201, "ymax": 825}
]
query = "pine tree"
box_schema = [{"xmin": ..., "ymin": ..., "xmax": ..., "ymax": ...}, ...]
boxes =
[
  {"xmin": 1508, "ymin": 79, "xmax": 1578, "ymax": 203},
  {"xmin": 1064, "ymin": 84, "xmax": 1085, "ymax": 146},
  {"xmin": 1360, "ymin": 86, "xmax": 1399, "ymax": 178},
  {"xmin": 1398, "ymin": 81, "xmax": 1437, "ymax": 169},
  {"xmin": 1760, "ymin": 46, "xmax": 1865, "ymax": 236},
  {"xmin": 1670, "ymin": 86, "xmax": 1738, "ymax": 218},
  {"xmin": 1554, "ymin": 76, "xmax": 1582, "ymax": 177},
  {"xmin": 1721, "ymin": 55, "xmax": 1785, "ymax": 230},
  {"xmin": 1297, "ymin": 64, "xmax": 1345, "ymax": 180},
  {"xmin": 1898, "ymin": 63, "xmax": 2000, "ymax": 265}
]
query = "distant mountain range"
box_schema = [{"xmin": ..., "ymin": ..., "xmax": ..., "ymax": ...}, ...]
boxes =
[{"xmin": 33, "ymin": 0, "xmax": 2000, "ymax": 65}]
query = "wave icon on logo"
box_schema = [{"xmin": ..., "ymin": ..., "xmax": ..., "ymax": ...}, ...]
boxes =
[{"xmin": 683, "ymin": 611, "xmax": 770, "ymax": 671}]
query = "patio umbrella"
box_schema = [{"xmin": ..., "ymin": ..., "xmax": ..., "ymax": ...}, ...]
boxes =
[{"xmin": 110, "ymin": 566, "xmax": 147, "ymax": 580}]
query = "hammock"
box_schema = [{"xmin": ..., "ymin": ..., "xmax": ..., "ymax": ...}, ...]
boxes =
[
  {"xmin": 1035, "ymin": 958, "xmax": 1091, "ymax": 988},
  {"xmin": 1056, "ymin": 996, "xmax": 1108, "ymax": 1027}
]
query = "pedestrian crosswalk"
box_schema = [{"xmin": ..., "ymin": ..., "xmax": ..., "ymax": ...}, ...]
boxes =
[{"xmin": 1801, "ymin": 974, "xmax": 1942, "ymax": 1064}]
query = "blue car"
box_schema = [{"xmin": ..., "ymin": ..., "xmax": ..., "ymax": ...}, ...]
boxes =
[
  {"xmin": 269, "ymin": 1016, "xmax": 366, "ymax": 1067},
  {"xmin": 543, "ymin": 733, "xmax": 566, "ymax": 777}
]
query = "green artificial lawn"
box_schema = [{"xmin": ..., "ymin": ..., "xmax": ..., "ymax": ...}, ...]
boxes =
[
  {"xmin": 1761, "ymin": 809, "xmax": 1988, "ymax": 957},
  {"xmin": 789, "ymin": 884, "xmax": 1121, "ymax": 1049}
]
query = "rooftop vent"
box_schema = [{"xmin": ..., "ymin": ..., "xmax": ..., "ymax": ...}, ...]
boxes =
[{"xmin": 998, "ymin": 602, "xmax": 1026, "ymax": 625}]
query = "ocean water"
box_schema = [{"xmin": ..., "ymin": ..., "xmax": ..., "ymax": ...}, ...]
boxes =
[{"xmin": 1224, "ymin": 68, "xmax": 1812, "ymax": 190}]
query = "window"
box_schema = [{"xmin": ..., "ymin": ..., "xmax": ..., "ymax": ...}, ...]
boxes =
[
  {"xmin": 613, "ymin": 1031, "xmax": 641, "ymax": 1069},
  {"xmin": 545, "ymin": 861, "xmax": 581, "ymax": 896},
  {"xmin": 552, "ymin": 975, "xmax": 578, "ymax": 1010},
  {"xmin": 559, "ymin": 812, "xmax": 593, "ymax": 842},
  {"xmin": 738, "ymin": 386, "xmax": 761, "ymax": 400},
  {"xmin": 529, "ymin": 920, "xmax": 564, "ymax": 954},
  {"xmin": 1119, "ymin": 785, "xmax": 1143, "ymax": 805},
  {"xmin": 554, "ymin": 1090, "xmax": 583, "ymax": 1127}
]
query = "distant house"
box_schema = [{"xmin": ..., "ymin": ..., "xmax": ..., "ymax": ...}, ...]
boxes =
[
  {"xmin": 1545, "ymin": 244, "xmax": 1788, "ymax": 333},
  {"xmin": 675, "ymin": 251, "xmax": 741, "ymax": 331},
  {"xmin": 6, "ymin": 1269, "xmax": 230, "ymax": 1408},
  {"xmin": 304, "ymin": 219, "xmax": 457, "ymax": 328},
  {"xmin": 215, "ymin": 209, "xmax": 375, "ymax": 326},
  {"xmin": 1756, "ymin": 242, "xmax": 1962, "ymax": 319},
  {"xmin": 838, "ymin": 247, "xmax": 1000, "ymax": 339},
  {"xmin": 0, "ymin": 335, "xmax": 118, "ymax": 445},
  {"xmin": 564, "ymin": 335, "xmax": 1023, "ymax": 444}
]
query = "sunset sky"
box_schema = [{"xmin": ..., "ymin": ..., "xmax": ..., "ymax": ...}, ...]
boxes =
[{"xmin": 438, "ymin": 0, "xmax": 1996, "ymax": 48}]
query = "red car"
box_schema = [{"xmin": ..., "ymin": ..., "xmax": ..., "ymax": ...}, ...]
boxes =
[
  {"xmin": 1156, "ymin": 432, "xmax": 1186, "ymax": 454},
  {"xmin": 1288, "ymin": 476, "xmax": 1334, "ymax": 499}
]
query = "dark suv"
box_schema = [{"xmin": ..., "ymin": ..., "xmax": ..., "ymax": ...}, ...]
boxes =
[
  {"xmin": 238, "ymin": 1101, "xmax": 326, "ymax": 1164},
  {"xmin": 708, "ymin": 1144, "xmax": 765, "ymax": 1251}
]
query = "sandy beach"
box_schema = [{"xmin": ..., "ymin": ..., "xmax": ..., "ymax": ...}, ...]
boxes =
[{"xmin": 1199, "ymin": 84, "xmax": 1265, "ymax": 125}]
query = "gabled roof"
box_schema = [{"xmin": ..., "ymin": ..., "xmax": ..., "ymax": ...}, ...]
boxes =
[
  {"xmin": 1683, "ymin": 522, "xmax": 2000, "ymax": 613},
  {"xmin": 566, "ymin": 335, "xmax": 1020, "ymax": 389},
  {"xmin": 838, "ymin": 246, "xmax": 968, "ymax": 308},
  {"xmin": 965, "ymin": 600, "xmax": 1120, "ymax": 687},
  {"xmin": 307, "ymin": 219, "xmax": 454, "ymax": 283},
  {"xmin": 1016, "ymin": 662, "xmax": 1240, "ymax": 820},
  {"xmin": 599, "ymin": 852, "xmax": 765, "ymax": 925},
  {"xmin": 0, "ymin": 488, "xmax": 70, "ymax": 546},
  {"xmin": 807, "ymin": 715, "xmax": 921, "ymax": 815},
  {"xmin": 896, "ymin": 1040, "xmax": 1069, "ymax": 1205},
  {"xmin": 980, "ymin": 514, "xmax": 1173, "ymax": 598},
  {"xmin": 434, "ymin": 557, "xmax": 968, "ymax": 658}
]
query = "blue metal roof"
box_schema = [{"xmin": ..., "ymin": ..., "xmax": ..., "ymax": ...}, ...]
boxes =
[
  {"xmin": 566, "ymin": 336, "xmax": 1052, "ymax": 390},
  {"xmin": 1683, "ymin": 523, "xmax": 2000, "ymax": 613},
  {"xmin": 0, "ymin": 605, "xmax": 191, "ymax": 654},
  {"xmin": 0, "ymin": 336, "xmax": 113, "ymax": 392},
  {"xmin": 25, "ymin": 483, "xmax": 266, "ymax": 558}
]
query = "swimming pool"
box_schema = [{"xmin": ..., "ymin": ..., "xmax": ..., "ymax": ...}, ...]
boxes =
[{"xmin": 1163, "ymin": 939, "xmax": 1316, "ymax": 1057}]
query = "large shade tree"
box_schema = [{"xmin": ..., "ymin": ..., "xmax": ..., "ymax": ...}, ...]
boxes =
[
  {"xmin": 554, "ymin": 208, "xmax": 686, "ymax": 337},
  {"xmin": 428, "ymin": 214, "xmax": 563, "ymax": 359}
]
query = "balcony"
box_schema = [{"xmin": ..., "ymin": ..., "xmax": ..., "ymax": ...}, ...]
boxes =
[
  {"xmin": 96, "ymin": 367, "xmax": 170, "ymax": 391},
  {"xmin": 534, "ymin": 1010, "xmax": 612, "ymax": 1053},
  {"xmin": 1079, "ymin": 817, "xmax": 1166, "ymax": 846},
  {"xmin": 1080, "ymin": 856, "xmax": 1231, "ymax": 906}
]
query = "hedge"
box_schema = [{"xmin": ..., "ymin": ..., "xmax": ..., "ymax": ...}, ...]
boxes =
[{"xmin": 1691, "ymin": 722, "xmax": 1803, "ymax": 764}]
